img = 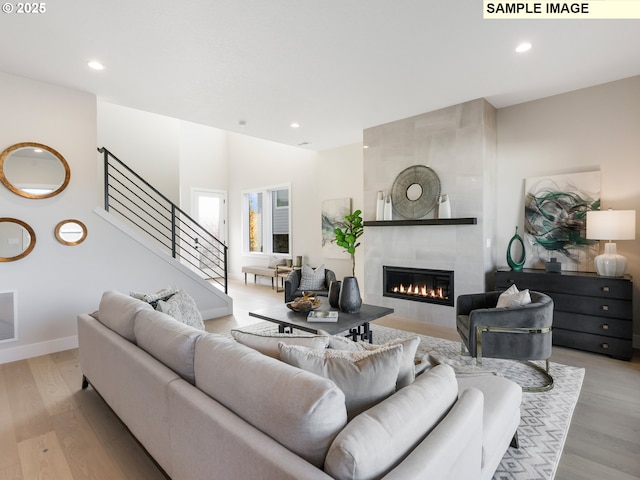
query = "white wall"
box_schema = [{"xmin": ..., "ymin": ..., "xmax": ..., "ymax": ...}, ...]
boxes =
[
  {"xmin": 496, "ymin": 76, "xmax": 640, "ymax": 344},
  {"xmin": 314, "ymin": 143, "xmax": 364, "ymax": 281},
  {"xmin": 0, "ymin": 73, "xmax": 231, "ymax": 364}
]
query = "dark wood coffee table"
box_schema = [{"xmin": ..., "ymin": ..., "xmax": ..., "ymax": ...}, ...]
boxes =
[{"xmin": 248, "ymin": 299, "xmax": 394, "ymax": 343}]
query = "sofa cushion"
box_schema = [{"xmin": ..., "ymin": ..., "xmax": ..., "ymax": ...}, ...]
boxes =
[
  {"xmin": 324, "ymin": 364, "xmax": 459, "ymax": 480},
  {"xmin": 278, "ymin": 343, "xmax": 403, "ymax": 420},
  {"xmin": 194, "ymin": 334, "xmax": 347, "ymax": 468},
  {"xmin": 134, "ymin": 309, "xmax": 205, "ymax": 384},
  {"xmin": 299, "ymin": 264, "xmax": 326, "ymax": 290},
  {"xmin": 230, "ymin": 329, "xmax": 329, "ymax": 359},
  {"xmin": 156, "ymin": 289, "xmax": 205, "ymax": 330},
  {"xmin": 98, "ymin": 290, "xmax": 153, "ymax": 343},
  {"xmin": 328, "ymin": 335, "xmax": 420, "ymax": 389}
]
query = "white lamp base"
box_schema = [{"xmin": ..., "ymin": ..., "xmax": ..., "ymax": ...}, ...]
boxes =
[{"xmin": 594, "ymin": 242, "xmax": 627, "ymax": 277}]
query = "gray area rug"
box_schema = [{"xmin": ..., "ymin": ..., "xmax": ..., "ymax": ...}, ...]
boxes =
[{"xmin": 235, "ymin": 321, "xmax": 585, "ymax": 480}]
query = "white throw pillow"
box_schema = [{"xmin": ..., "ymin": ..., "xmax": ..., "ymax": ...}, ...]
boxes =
[
  {"xmin": 278, "ymin": 342, "xmax": 403, "ymax": 420},
  {"xmin": 496, "ymin": 284, "xmax": 531, "ymax": 308},
  {"xmin": 299, "ymin": 264, "xmax": 326, "ymax": 290},
  {"xmin": 328, "ymin": 335, "xmax": 420, "ymax": 389},
  {"xmin": 130, "ymin": 286, "xmax": 179, "ymax": 306},
  {"xmin": 324, "ymin": 364, "xmax": 459, "ymax": 480},
  {"xmin": 156, "ymin": 289, "xmax": 205, "ymax": 330},
  {"xmin": 230, "ymin": 329, "xmax": 329, "ymax": 359}
]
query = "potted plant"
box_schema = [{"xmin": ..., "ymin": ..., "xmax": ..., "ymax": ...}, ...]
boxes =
[{"xmin": 332, "ymin": 209, "xmax": 364, "ymax": 313}]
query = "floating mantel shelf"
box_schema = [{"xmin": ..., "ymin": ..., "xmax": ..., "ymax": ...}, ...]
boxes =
[{"xmin": 364, "ymin": 218, "xmax": 477, "ymax": 227}]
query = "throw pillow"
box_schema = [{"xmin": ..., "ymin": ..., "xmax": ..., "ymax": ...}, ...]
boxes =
[
  {"xmin": 324, "ymin": 364, "xmax": 459, "ymax": 480},
  {"xmin": 299, "ymin": 264, "xmax": 326, "ymax": 290},
  {"xmin": 156, "ymin": 289, "xmax": 205, "ymax": 330},
  {"xmin": 497, "ymin": 284, "xmax": 531, "ymax": 308},
  {"xmin": 278, "ymin": 342, "xmax": 403, "ymax": 420},
  {"xmin": 130, "ymin": 286, "xmax": 179, "ymax": 308},
  {"xmin": 230, "ymin": 329, "xmax": 329, "ymax": 359},
  {"xmin": 328, "ymin": 335, "xmax": 420, "ymax": 389}
]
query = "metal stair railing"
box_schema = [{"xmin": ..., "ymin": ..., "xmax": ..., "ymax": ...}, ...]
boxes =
[{"xmin": 98, "ymin": 147, "xmax": 228, "ymax": 293}]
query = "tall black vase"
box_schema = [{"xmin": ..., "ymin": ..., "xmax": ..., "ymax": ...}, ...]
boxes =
[
  {"xmin": 339, "ymin": 277, "xmax": 362, "ymax": 313},
  {"xmin": 328, "ymin": 280, "xmax": 341, "ymax": 308}
]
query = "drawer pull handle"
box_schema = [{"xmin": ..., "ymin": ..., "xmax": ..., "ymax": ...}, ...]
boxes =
[
  {"xmin": 601, "ymin": 343, "xmax": 609, "ymax": 349},
  {"xmin": 602, "ymin": 305, "xmax": 609, "ymax": 311},
  {"xmin": 602, "ymin": 286, "xmax": 610, "ymax": 292},
  {"xmin": 602, "ymin": 324, "xmax": 609, "ymax": 330}
]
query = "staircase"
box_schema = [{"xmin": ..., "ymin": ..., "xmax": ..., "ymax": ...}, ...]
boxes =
[{"xmin": 98, "ymin": 147, "xmax": 228, "ymax": 294}]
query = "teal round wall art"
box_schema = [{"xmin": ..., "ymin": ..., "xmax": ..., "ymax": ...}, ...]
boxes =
[{"xmin": 507, "ymin": 226, "xmax": 526, "ymax": 271}]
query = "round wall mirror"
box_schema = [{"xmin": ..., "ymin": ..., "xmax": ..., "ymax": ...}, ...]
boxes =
[
  {"xmin": 0, "ymin": 218, "xmax": 36, "ymax": 262},
  {"xmin": 55, "ymin": 219, "xmax": 87, "ymax": 246},
  {"xmin": 0, "ymin": 142, "xmax": 70, "ymax": 199}
]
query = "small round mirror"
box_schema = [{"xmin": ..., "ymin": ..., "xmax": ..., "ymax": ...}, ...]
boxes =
[
  {"xmin": 0, "ymin": 218, "xmax": 36, "ymax": 262},
  {"xmin": 55, "ymin": 219, "xmax": 87, "ymax": 246},
  {"xmin": 406, "ymin": 183, "xmax": 423, "ymax": 201},
  {"xmin": 0, "ymin": 142, "xmax": 70, "ymax": 199}
]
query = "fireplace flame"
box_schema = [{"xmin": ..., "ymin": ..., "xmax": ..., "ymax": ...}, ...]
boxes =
[{"xmin": 392, "ymin": 283, "xmax": 447, "ymax": 299}]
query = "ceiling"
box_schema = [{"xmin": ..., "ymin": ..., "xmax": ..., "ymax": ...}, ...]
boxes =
[{"xmin": 1, "ymin": 1, "xmax": 639, "ymax": 151}]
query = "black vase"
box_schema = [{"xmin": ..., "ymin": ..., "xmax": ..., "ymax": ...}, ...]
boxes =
[
  {"xmin": 339, "ymin": 277, "xmax": 362, "ymax": 313},
  {"xmin": 328, "ymin": 280, "xmax": 341, "ymax": 308}
]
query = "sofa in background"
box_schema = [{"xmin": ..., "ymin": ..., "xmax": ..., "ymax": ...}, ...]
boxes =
[{"xmin": 78, "ymin": 290, "xmax": 522, "ymax": 480}]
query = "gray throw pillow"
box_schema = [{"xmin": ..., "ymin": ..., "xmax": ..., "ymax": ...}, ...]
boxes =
[
  {"xmin": 278, "ymin": 342, "xmax": 403, "ymax": 420},
  {"xmin": 299, "ymin": 264, "xmax": 326, "ymax": 290}
]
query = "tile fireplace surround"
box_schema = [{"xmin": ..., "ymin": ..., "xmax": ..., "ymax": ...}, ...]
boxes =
[{"xmin": 363, "ymin": 98, "xmax": 497, "ymax": 327}]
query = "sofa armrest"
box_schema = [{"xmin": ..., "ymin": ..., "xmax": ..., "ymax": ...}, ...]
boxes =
[{"xmin": 382, "ymin": 388, "xmax": 483, "ymax": 480}]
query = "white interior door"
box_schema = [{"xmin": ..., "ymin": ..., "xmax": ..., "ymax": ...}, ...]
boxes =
[{"xmin": 191, "ymin": 188, "xmax": 227, "ymax": 275}]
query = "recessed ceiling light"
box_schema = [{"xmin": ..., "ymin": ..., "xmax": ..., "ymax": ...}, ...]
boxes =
[
  {"xmin": 88, "ymin": 60, "xmax": 105, "ymax": 70},
  {"xmin": 238, "ymin": 120, "xmax": 247, "ymax": 127},
  {"xmin": 290, "ymin": 122, "xmax": 300, "ymax": 128},
  {"xmin": 515, "ymin": 42, "xmax": 532, "ymax": 53},
  {"xmin": 363, "ymin": 145, "xmax": 369, "ymax": 149}
]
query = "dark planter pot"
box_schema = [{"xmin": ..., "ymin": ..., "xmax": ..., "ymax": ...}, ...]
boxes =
[
  {"xmin": 328, "ymin": 280, "xmax": 342, "ymax": 308},
  {"xmin": 339, "ymin": 276, "xmax": 362, "ymax": 313}
]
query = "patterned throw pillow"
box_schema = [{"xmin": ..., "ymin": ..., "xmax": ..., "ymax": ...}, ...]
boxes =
[
  {"xmin": 299, "ymin": 264, "xmax": 326, "ymax": 290},
  {"xmin": 156, "ymin": 289, "xmax": 205, "ymax": 330},
  {"xmin": 130, "ymin": 286, "xmax": 179, "ymax": 308}
]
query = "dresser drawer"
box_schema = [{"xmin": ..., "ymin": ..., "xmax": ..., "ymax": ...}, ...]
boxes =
[
  {"xmin": 553, "ymin": 312, "xmax": 632, "ymax": 338},
  {"xmin": 553, "ymin": 328, "xmax": 632, "ymax": 360},
  {"xmin": 495, "ymin": 270, "xmax": 632, "ymax": 300},
  {"xmin": 549, "ymin": 292, "xmax": 632, "ymax": 319}
]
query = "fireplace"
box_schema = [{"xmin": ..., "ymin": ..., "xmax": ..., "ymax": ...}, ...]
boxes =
[{"xmin": 383, "ymin": 266, "xmax": 454, "ymax": 306}]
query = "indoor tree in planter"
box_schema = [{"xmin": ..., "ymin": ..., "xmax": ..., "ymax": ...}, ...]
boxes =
[{"xmin": 332, "ymin": 209, "xmax": 364, "ymax": 313}]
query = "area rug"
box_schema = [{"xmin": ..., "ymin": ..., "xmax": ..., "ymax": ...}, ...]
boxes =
[{"xmin": 234, "ymin": 321, "xmax": 585, "ymax": 480}]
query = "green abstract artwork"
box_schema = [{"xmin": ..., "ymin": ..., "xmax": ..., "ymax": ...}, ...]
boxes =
[{"xmin": 524, "ymin": 171, "xmax": 600, "ymax": 270}]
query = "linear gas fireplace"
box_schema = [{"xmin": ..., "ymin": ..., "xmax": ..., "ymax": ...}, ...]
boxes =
[{"xmin": 383, "ymin": 266, "xmax": 454, "ymax": 307}]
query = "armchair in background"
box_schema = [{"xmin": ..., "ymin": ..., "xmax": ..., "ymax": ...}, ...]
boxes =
[
  {"xmin": 284, "ymin": 267, "xmax": 336, "ymax": 303},
  {"xmin": 456, "ymin": 290, "xmax": 554, "ymax": 392}
]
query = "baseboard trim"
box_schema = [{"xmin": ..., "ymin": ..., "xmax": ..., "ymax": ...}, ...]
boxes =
[{"xmin": 0, "ymin": 335, "xmax": 78, "ymax": 365}]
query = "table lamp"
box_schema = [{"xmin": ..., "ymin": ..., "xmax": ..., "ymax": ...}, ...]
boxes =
[{"xmin": 586, "ymin": 209, "xmax": 636, "ymax": 277}]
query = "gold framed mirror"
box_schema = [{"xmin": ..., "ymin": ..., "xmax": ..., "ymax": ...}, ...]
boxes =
[
  {"xmin": 0, "ymin": 218, "xmax": 36, "ymax": 262},
  {"xmin": 0, "ymin": 142, "xmax": 70, "ymax": 199},
  {"xmin": 55, "ymin": 219, "xmax": 87, "ymax": 246}
]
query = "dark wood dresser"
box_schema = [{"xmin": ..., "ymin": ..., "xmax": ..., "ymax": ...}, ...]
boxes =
[{"xmin": 495, "ymin": 268, "xmax": 633, "ymax": 360}]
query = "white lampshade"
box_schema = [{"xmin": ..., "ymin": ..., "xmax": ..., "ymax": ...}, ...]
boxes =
[
  {"xmin": 586, "ymin": 209, "xmax": 636, "ymax": 277},
  {"xmin": 586, "ymin": 210, "xmax": 636, "ymax": 241}
]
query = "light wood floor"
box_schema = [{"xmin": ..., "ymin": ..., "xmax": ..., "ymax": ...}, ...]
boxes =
[{"xmin": 1, "ymin": 278, "xmax": 638, "ymax": 479}]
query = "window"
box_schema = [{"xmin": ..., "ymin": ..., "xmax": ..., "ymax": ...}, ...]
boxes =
[{"xmin": 243, "ymin": 185, "xmax": 291, "ymax": 255}]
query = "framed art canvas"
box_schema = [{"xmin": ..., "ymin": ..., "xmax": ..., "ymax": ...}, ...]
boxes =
[
  {"xmin": 524, "ymin": 171, "xmax": 600, "ymax": 271},
  {"xmin": 321, "ymin": 198, "xmax": 351, "ymax": 259}
]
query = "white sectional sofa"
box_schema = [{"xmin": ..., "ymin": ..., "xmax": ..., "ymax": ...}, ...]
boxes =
[{"xmin": 78, "ymin": 290, "xmax": 522, "ymax": 480}]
